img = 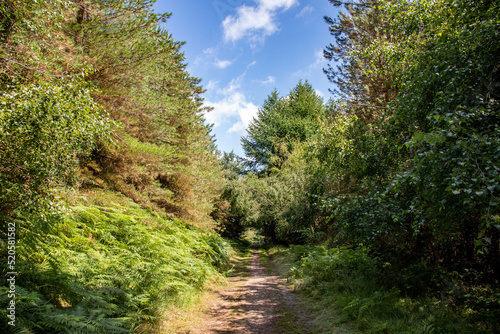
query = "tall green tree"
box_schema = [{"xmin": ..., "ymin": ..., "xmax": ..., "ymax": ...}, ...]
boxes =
[
  {"xmin": 1, "ymin": 0, "xmax": 227, "ymax": 331},
  {"xmin": 241, "ymin": 81, "xmax": 324, "ymax": 171},
  {"xmin": 324, "ymin": 0, "xmax": 396, "ymax": 123},
  {"xmin": 65, "ymin": 0, "xmax": 224, "ymax": 224}
]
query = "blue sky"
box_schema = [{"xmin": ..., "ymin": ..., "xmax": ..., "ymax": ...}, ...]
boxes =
[{"xmin": 153, "ymin": 0, "xmax": 339, "ymax": 156}]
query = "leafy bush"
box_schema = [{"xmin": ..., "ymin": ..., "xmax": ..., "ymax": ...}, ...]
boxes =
[
  {"xmin": 290, "ymin": 245, "xmax": 379, "ymax": 292},
  {"xmin": 0, "ymin": 81, "xmax": 111, "ymax": 217}
]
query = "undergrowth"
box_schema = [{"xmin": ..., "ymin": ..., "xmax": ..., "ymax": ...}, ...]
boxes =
[
  {"xmin": 282, "ymin": 245, "xmax": 498, "ymax": 333},
  {"xmin": 0, "ymin": 190, "xmax": 230, "ymax": 333}
]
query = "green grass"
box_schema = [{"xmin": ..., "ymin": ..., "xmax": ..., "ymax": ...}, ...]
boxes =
[
  {"xmin": 274, "ymin": 305, "xmax": 303, "ymax": 334},
  {"xmin": 259, "ymin": 245, "xmax": 296, "ymax": 276},
  {"xmin": 225, "ymin": 239, "xmax": 253, "ymax": 278}
]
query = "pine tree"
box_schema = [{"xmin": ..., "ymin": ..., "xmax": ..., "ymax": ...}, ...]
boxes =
[
  {"xmin": 241, "ymin": 81, "xmax": 324, "ymax": 172},
  {"xmin": 324, "ymin": 0, "xmax": 397, "ymax": 123}
]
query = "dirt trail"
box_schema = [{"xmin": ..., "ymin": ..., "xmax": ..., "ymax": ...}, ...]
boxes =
[{"xmin": 185, "ymin": 249, "xmax": 311, "ymax": 334}]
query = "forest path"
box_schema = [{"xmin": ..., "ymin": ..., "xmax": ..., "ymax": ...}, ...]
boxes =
[{"xmin": 176, "ymin": 249, "xmax": 312, "ymax": 334}]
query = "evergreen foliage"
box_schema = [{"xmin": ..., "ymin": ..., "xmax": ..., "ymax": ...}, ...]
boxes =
[
  {"xmin": 323, "ymin": 0, "xmax": 396, "ymax": 123},
  {"xmin": 241, "ymin": 81, "xmax": 324, "ymax": 172},
  {"xmin": 1, "ymin": 0, "xmax": 225, "ymax": 331}
]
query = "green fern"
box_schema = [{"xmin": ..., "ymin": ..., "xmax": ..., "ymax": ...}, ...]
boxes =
[{"xmin": 1, "ymin": 191, "xmax": 230, "ymax": 332}]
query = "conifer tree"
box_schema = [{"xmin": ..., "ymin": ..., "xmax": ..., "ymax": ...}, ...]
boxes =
[
  {"xmin": 241, "ymin": 81, "xmax": 324, "ymax": 171},
  {"xmin": 324, "ymin": 0, "xmax": 396, "ymax": 123}
]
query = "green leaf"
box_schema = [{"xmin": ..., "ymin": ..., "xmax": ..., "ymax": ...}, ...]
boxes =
[{"xmin": 413, "ymin": 132, "xmax": 424, "ymax": 142}]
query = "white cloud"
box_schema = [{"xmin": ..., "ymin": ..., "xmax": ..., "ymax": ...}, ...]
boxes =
[
  {"xmin": 222, "ymin": 0, "xmax": 298, "ymax": 44},
  {"xmin": 315, "ymin": 89, "xmax": 325, "ymax": 98},
  {"xmin": 215, "ymin": 59, "xmax": 233, "ymax": 69},
  {"xmin": 313, "ymin": 49, "xmax": 326, "ymax": 67},
  {"xmin": 205, "ymin": 80, "xmax": 219, "ymax": 92},
  {"xmin": 204, "ymin": 91, "xmax": 258, "ymax": 132},
  {"xmin": 195, "ymin": 47, "xmax": 237, "ymax": 69},
  {"xmin": 297, "ymin": 5, "xmax": 314, "ymax": 17},
  {"xmin": 222, "ymin": 6, "xmax": 275, "ymax": 43},
  {"xmin": 259, "ymin": 0, "xmax": 297, "ymax": 10},
  {"xmin": 227, "ymin": 100, "xmax": 259, "ymax": 133},
  {"xmin": 219, "ymin": 78, "xmax": 240, "ymax": 95},
  {"xmin": 256, "ymin": 75, "xmax": 276, "ymax": 84},
  {"xmin": 204, "ymin": 66, "xmax": 259, "ymax": 134},
  {"xmin": 203, "ymin": 47, "xmax": 215, "ymax": 55}
]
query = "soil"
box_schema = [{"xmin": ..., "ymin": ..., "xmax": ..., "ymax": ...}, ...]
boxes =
[{"xmin": 183, "ymin": 249, "xmax": 312, "ymax": 334}]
